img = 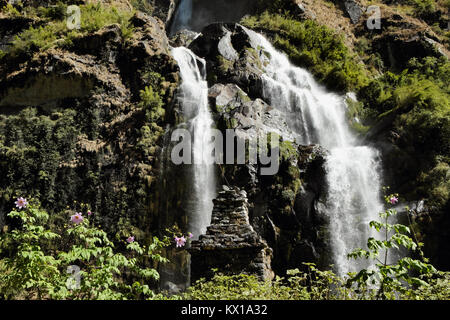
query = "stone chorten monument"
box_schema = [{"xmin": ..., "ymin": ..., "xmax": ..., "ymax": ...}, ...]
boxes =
[{"xmin": 189, "ymin": 186, "xmax": 274, "ymax": 283}]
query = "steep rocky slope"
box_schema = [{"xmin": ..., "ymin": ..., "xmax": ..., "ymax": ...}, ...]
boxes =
[
  {"xmin": 0, "ymin": 0, "xmax": 448, "ymax": 284},
  {"xmin": 0, "ymin": 3, "xmax": 180, "ymax": 244}
]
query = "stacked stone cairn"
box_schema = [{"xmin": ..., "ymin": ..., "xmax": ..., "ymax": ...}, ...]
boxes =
[{"xmin": 189, "ymin": 185, "xmax": 274, "ymax": 283}]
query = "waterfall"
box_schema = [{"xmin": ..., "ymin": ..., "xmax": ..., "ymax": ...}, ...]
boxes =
[
  {"xmin": 243, "ymin": 28, "xmax": 385, "ymax": 275},
  {"xmin": 169, "ymin": 0, "xmax": 386, "ymax": 274},
  {"xmin": 170, "ymin": 0, "xmax": 193, "ymax": 35},
  {"xmin": 171, "ymin": 46, "xmax": 217, "ymax": 239}
]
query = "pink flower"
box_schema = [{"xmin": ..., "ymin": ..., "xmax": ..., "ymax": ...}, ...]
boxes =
[
  {"xmin": 175, "ymin": 236, "xmax": 186, "ymax": 248},
  {"xmin": 126, "ymin": 236, "xmax": 135, "ymax": 244},
  {"xmin": 70, "ymin": 212, "xmax": 84, "ymax": 224},
  {"xmin": 389, "ymin": 196, "xmax": 398, "ymax": 205},
  {"xmin": 187, "ymin": 232, "xmax": 193, "ymax": 239},
  {"xmin": 87, "ymin": 210, "xmax": 92, "ymax": 216},
  {"xmin": 15, "ymin": 197, "xmax": 28, "ymax": 209}
]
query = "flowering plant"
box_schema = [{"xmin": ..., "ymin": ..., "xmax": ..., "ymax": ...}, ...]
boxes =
[{"xmin": 0, "ymin": 198, "xmax": 169, "ymax": 300}]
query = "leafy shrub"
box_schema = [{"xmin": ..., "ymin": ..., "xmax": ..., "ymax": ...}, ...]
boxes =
[
  {"xmin": 184, "ymin": 264, "xmax": 350, "ymax": 300},
  {"xmin": 79, "ymin": 2, "xmax": 133, "ymax": 35},
  {"xmin": 36, "ymin": 1, "xmax": 68, "ymax": 20},
  {"xmin": 9, "ymin": 21, "xmax": 67, "ymax": 56},
  {"xmin": 347, "ymin": 193, "xmax": 437, "ymax": 299},
  {"xmin": 358, "ymin": 57, "xmax": 449, "ymax": 207},
  {"xmin": 136, "ymin": 85, "xmax": 165, "ymax": 156},
  {"xmin": 0, "ymin": 198, "xmax": 169, "ymax": 300},
  {"xmin": 139, "ymin": 85, "xmax": 164, "ymax": 122},
  {"xmin": 1, "ymin": 195, "xmax": 448, "ymax": 300},
  {"xmin": 1, "ymin": 3, "xmax": 21, "ymax": 16}
]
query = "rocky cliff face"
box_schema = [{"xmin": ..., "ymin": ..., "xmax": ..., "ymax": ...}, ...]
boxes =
[
  {"xmin": 0, "ymin": 8, "xmax": 181, "ymax": 240},
  {"xmin": 0, "ymin": 0, "xmax": 448, "ymax": 283}
]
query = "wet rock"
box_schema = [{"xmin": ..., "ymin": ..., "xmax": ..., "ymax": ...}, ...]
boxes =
[
  {"xmin": 169, "ymin": 29, "xmax": 200, "ymax": 47},
  {"xmin": 189, "ymin": 186, "xmax": 274, "ymax": 282},
  {"xmin": 218, "ymin": 31, "xmax": 239, "ymax": 61},
  {"xmin": 209, "ymin": 83, "xmax": 295, "ymax": 142},
  {"xmin": 189, "ymin": 23, "xmax": 265, "ymax": 96}
]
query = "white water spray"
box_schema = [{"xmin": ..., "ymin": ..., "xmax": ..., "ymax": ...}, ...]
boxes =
[
  {"xmin": 171, "ymin": 46, "xmax": 217, "ymax": 239},
  {"xmin": 244, "ymin": 28, "xmax": 384, "ymax": 275}
]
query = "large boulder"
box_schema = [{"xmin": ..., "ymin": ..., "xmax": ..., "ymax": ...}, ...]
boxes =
[{"xmin": 189, "ymin": 23, "xmax": 267, "ymax": 97}]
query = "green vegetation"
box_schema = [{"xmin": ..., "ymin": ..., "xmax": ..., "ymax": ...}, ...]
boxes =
[
  {"xmin": 1, "ymin": 2, "xmax": 134, "ymax": 59},
  {"xmin": 359, "ymin": 56, "xmax": 449, "ymax": 207},
  {"xmin": 2, "ymin": 3, "xmax": 21, "ymax": 17},
  {"xmin": 184, "ymin": 267, "xmax": 349, "ymax": 300},
  {"xmin": 0, "ymin": 0, "xmax": 448, "ymax": 301},
  {"xmin": 1, "ymin": 194, "xmax": 448, "ymax": 300},
  {"xmin": 0, "ymin": 199, "xmax": 169, "ymax": 299},
  {"xmin": 0, "ymin": 108, "xmax": 80, "ymax": 207},
  {"xmin": 242, "ymin": 12, "xmax": 370, "ymax": 92},
  {"xmin": 217, "ymin": 55, "xmax": 234, "ymax": 74},
  {"xmin": 0, "ymin": 1, "xmax": 169, "ymax": 251},
  {"xmin": 183, "ymin": 264, "xmax": 450, "ymax": 300},
  {"xmin": 0, "ymin": 84, "xmax": 167, "ymax": 242},
  {"xmin": 137, "ymin": 83, "xmax": 165, "ymax": 159},
  {"xmin": 347, "ymin": 193, "xmax": 437, "ymax": 299},
  {"xmin": 181, "ymin": 194, "xmax": 450, "ymax": 300},
  {"xmin": 174, "ymin": 195, "xmax": 449, "ymax": 300},
  {"xmin": 403, "ymin": 0, "xmax": 438, "ymax": 17}
]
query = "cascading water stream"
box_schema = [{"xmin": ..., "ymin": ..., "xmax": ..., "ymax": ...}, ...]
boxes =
[
  {"xmin": 169, "ymin": 0, "xmax": 386, "ymax": 274},
  {"xmin": 170, "ymin": 0, "xmax": 193, "ymax": 35},
  {"xmin": 243, "ymin": 28, "xmax": 385, "ymax": 275},
  {"xmin": 171, "ymin": 46, "xmax": 217, "ymax": 239}
]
